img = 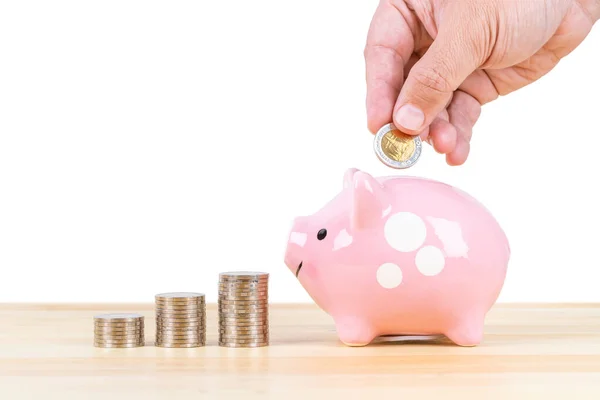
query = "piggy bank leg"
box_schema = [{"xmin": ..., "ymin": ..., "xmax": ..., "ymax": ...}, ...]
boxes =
[
  {"xmin": 334, "ymin": 316, "xmax": 377, "ymax": 347},
  {"xmin": 444, "ymin": 314, "xmax": 485, "ymax": 347}
]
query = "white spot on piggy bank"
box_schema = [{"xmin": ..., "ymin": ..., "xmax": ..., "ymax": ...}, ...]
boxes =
[
  {"xmin": 384, "ymin": 211, "xmax": 427, "ymax": 252},
  {"xmin": 415, "ymin": 245, "xmax": 445, "ymax": 276},
  {"xmin": 376, "ymin": 263, "xmax": 403, "ymax": 289},
  {"xmin": 284, "ymin": 168, "xmax": 511, "ymax": 348}
]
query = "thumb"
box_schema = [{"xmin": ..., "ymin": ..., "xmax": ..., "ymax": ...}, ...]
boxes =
[{"xmin": 392, "ymin": 17, "xmax": 485, "ymax": 135}]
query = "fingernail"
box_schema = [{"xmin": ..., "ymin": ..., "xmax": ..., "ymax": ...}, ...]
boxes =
[{"xmin": 395, "ymin": 104, "xmax": 424, "ymax": 131}]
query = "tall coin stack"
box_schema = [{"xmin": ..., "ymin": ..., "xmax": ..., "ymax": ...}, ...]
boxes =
[
  {"xmin": 93, "ymin": 313, "xmax": 145, "ymax": 348},
  {"xmin": 218, "ymin": 272, "xmax": 269, "ymax": 348},
  {"xmin": 154, "ymin": 292, "xmax": 206, "ymax": 348}
]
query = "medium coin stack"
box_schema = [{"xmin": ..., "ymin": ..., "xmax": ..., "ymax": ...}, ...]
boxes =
[
  {"xmin": 218, "ymin": 271, "xmax": 269, "ymax": 348},
  {"xmin": 155, "ymin": 292, "xmax": 206, "ymax": 348},
  {"xmin": 93, "ymin": 313, "xmax": 145, "ymax": 348}
]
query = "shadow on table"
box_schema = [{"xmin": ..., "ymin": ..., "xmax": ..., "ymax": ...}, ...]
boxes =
[{"xmin": 369, "ymin": 334, "xmax": 455, "ymax": 346}]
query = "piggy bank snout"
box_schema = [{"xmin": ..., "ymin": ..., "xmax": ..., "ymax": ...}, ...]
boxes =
[
  {"xmin": 284, "ymin": 233, "xmax": 305, "ymax": 267},
  {"xmin": 284, "ymin": 219, "xmax": 309, "ymax": 275}
]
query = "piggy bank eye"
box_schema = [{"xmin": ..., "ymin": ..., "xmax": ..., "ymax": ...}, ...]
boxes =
[{"xmin": 317, "ymin": 229, "xmax": 327, "ymax": 240}]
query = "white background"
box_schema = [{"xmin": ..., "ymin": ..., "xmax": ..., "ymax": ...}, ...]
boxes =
[{"xmin": 0, "ymin": 1, "xmax": 598, "ymax": 303}]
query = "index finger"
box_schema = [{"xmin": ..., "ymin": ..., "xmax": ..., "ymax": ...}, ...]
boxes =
[{"xmin": 364, "ymin": 1, "xmax": 415, "ymax": 133}]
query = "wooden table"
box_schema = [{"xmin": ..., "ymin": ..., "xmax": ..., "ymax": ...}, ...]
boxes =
[{"xmin": 1, "ymin": 303, "xmax": 599, "ymax": 399}]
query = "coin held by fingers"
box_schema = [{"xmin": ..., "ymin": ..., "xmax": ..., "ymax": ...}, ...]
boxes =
[{"xmin": 373, "ymin": 123, "xmax": 422, "ymax": 169}]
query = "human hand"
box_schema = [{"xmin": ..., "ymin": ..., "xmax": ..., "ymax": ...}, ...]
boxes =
[{"xmin": 365, "ymin": 0, "xmax": 600, "ymax": 165}]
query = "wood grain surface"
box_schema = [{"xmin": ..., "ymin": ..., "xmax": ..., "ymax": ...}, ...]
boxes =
[{"xmin": 0, "ymin": 303, "xmax": 599, "ymax": 399}]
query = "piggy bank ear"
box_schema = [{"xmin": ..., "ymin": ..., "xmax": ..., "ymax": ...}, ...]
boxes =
[
  {"xmin": 350, "ymin": 171, "xmax": 389, "ymax": 231},
  {"xmin": 343, "ymin": 168, "xmax": 359, "ymax": 189}
]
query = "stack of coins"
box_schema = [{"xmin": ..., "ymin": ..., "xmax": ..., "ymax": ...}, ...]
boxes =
[
  {"xmin": 218, "ymin": 272, "xmax": 269, "ymax": 347},
  {"xmin": 154, "ymin": 292, "xmax": 206, "ymax": 348},
  {"xmin": 93, "ymin": 313, "xmax": 145, "ymax": 348}
]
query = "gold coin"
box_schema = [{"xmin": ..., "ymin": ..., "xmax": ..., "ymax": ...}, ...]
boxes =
[
  {"xmin": 156, "ymin": 325, "xmax": 204, "ymax": 330},
  {"xmin": 154, "ymin": 305, "xmax": 206, "ymax": 314},
  {"xmin": 219, "ymin": 271, "xmax": 268, "ymax": 278},
  {"xmin": 218, "ymin": 283, "xmax": 267, "ymax": 288},
  {"xmin": 373, "ymin": 123, "xmax": 422, "ymax": 169},
  {"xmin": 218, "ymin": 298, "xmax": 267, "ymax": 304},
  {"xmin": 94, "ymin": 313, "xmax": 144, "ymax": 322},
  {"xmin": 156, "ymin": 329, "xmax": 205, "ymax": 335},
  {"xmin": 218, "ymin": 302, "xmax": 268, "ymax": 308},
  {"xmin": 94, "ymin": 342, "xmax": 144, "ymax": 348},
  {"xmin": 155, "ymin": 342, "xmax": 204, "ymax": 348},
  {"xmin": 94, "ymin": 334, "xmax": 143, "ymax": 340},
  {"xmin": 154, "ymin": 336, "xmax": 205, "ymax": 343},
  {"xmin": 219, "ymin": 316, "xmax": 268, "ymax": 322},
  {"xmin": 156, "ymin": 325, "xmax": 204, "ymax": 331},
  {"xmin": 155, "ymin": 312, "xmax": 205, "ymax": 319},
  {"xmin": 94, "ymin": 324, "xmax": 144, "ymax": 330},
  {"xmin": 154, "ymin": 307, "xmax": 206, "ymax": 315},
  {"xmin": 156, "ymin": 315, "xmax": 204, "ymax": 321},
  {"xmin": 219, "ymin": 324, "xmax": 268, "ymax": 329},
  {"xmin": 218, "ymin": 293, "xmax": 268, "ymax": 299},
  {"xmin": 94, "ymin": 321, "xmax": 143, "ymax": 327},
  {"xmin": 219, "ymin": 321, "xmax": 268, "ymax": 326},
  {"xmin": 156, "ymin": 339, "xmax": 205, "ymax": 344},
  {"xmin": 156, "ymin": 322, "xmax": 204, "ymax": 327},
  {"xmin": 218, "ymin": 279, "xmax": 269, "ymax": 283},
  {"xmin": 156, "ymin": 318, "xmax": 204, "ymax": 325},
  {"xmin": 218, "ymin": 341, "xmax": 268, "ymax": 348},
  {"xmin": 155, "ymin": 305, "xmax": 206, "ymax": 314},
  {"xmin": 155, "ymin": 337, "xmax": 205, "ymax": 342},
  {"xmin": 219, "ymin": 285, "xmax": 267, "ymax": 290},
  {"xmin": 219, "ymin": 333, "xmax": 268, "ymax": 339},
  {"xmin": 218, "ymin": 290, "xmax": 268, "ymax": 296},
  {"xmin": 219, "ymin": 326, "xmax": 269, "ymax": 332},
  {"xmin": 219, "ymin": 334, "xmax": 268, "ymax": 340},
  {"xmin": 94, "ymin": 340, "xmax": 144, "ymax": 346},
  {"xmin": 155, "ymin": 301, "xmax": 205, "ymax": 306},
  {"xmin": 218, "ymin": 289, "xmax": 268, "ymax": 294},
  {"xmin": 94, "ymin": 327, "xmax": 143, "ymax": 333},
  {"xmin": 156, "ymin": 316, "xmax": 204, "ymax": 321},
  {"xmin": 156, "ymin": 332, "xmax": 204, "ymax": 338},
  {"xmin": 94, "ymin": 336, "xmax": 144, "ymax": 341},
  {"xmin": 94, "ymin": 320, "xmax": 144, "ymax": 325},
  {"xmin": 382, "ymin": 130, "xmax": 415, "ymax": 161},
  {"xmin": 219, "ymin": 339, "xmax": 268, "ymax": 345},
  {"xmin": 155, "ymin": 336, "xmax": 205, "ymax": 342},
  {"xmin": 219, "ymin": 309, "xmax": 268, "ymax": 315},
  {"xmin": 155, "ymin": 292, "xmax": 205, "ymax": 299},
  {"xmin": 155, "ymin": 313, "xmax": 204, "ymax": 318},
  {"xmin": 217, "ymin": 300, "xmax": 269, "ymax": 310},
  {"xmin": 155, "ymin": 296, "xmax": 205, "ymax": 301}
]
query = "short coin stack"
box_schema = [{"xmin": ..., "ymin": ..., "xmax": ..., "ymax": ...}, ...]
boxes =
[
  {"xmin": 218, "ymin": 272, "xmax": 269, "ymax": 347},
  {"xmin": 154, "ymin": 292, "xmax": 206, "ymax": 348},
  {"xmin": 93, "ymin": 313, "xmax": 145, "ymax": 348}
]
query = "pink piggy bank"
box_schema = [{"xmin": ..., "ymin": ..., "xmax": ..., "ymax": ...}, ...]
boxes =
[{"xmin": 284, "ymin": 168, "xmax": 510, "ymax": 347}]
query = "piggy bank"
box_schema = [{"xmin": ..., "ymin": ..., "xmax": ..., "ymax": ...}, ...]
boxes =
[{"xmin": 284, "ymin": 168, "xmax": 510, "ymax": 347}]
